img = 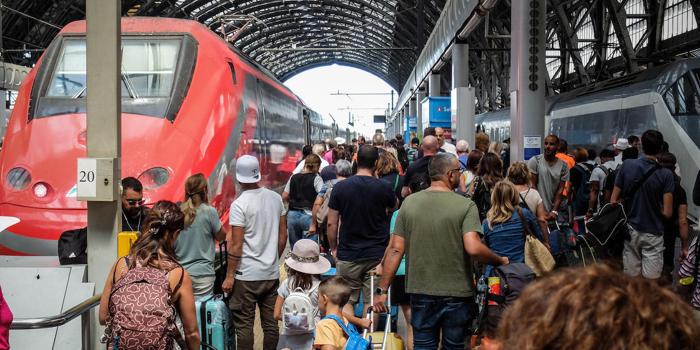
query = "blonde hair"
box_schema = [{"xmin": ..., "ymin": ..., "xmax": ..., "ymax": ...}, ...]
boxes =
[
  {"xmin": 486, "ymin": 180, "xmax": 519, "ymax": 228},
  {"xmin": 376, "ymin": 151, "xmax": 401, "ymax": 177},
  {"xmin": 304, "ymin": 154, "xmax": 321, "ymax": 173},
  {"xmin": 475, "ymin": 132, "xmax": 490, "ymax": 153},
  {"xmin": 506, "ymin": 162, "xmax": 531, "ymax": 185},
  {"xmin": 181, "ymin": 173, "xmax": 208, "ymax": 228}
]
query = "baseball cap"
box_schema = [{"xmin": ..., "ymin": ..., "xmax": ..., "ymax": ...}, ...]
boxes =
[{"xmin": 236, "ymin": 155, "xmax": 261, "ymax": 183}]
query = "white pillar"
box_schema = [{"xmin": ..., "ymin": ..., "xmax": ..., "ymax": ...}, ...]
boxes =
[
  {"xmin": 86, "ymin": 0, "xmax": 121, "ymax": 348},
  {"xmin": 510, "ymin": 0, "xmax": 546, "ymax": 161},
  {"xmin": 429, "ymin": 73, "xmax": 441, "ymax": 97},
  {"xmin": 451, "ymin": 43, "xmax": 474, "ymax": 147},
  {"xmin": 416, "ymin": 87, "xmax": 426, "ymax": 138}
]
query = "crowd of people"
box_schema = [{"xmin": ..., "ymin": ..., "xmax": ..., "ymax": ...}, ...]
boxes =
[{"xmin": 68, "ymin": 127, "xmax": 700, "ymax": 350}]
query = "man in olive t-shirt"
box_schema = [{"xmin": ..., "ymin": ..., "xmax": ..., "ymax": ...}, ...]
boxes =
[{"xmin": 373, "ymin": 153, "xmax": 508, "ymax": 349}]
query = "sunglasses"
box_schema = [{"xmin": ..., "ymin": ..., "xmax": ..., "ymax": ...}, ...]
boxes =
[
  {"xmin": 449, "ymin": 168, "xmax": 462, "ymax": 175},
  {"xmin": 126, "ymin": 199, "xmax": 145, "ymax": 206}
]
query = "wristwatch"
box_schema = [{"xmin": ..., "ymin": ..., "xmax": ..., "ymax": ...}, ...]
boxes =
[{"xmin": 375, "ymin": 287, "xmax": 387, "ymax": 296}]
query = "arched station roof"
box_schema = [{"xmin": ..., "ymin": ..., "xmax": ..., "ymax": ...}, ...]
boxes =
[{"xmin": 0, "ymin": 0, "xmax": 447, "ymax": 91}]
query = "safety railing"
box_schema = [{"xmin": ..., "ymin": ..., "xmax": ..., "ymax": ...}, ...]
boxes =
[{"xmin": 11, "ymin": 293, "xmax": 101, "ymax": 349}]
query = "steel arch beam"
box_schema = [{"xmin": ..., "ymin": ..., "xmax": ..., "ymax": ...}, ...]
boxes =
[{"xmin": 604, "ymin": 0, "xmax": 640, "ymax": 73}]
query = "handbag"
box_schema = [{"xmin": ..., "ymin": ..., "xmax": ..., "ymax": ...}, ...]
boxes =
[
  {"xmin": 677, "ymin": 236, "xmax": 700, "ymax": 305},
  {"xmin": 517, "ymin": 209, "xmax": 555, "ymax": 276}
]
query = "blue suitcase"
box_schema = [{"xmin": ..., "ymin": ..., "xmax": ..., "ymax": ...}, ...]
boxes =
[{"xmin": 196, "ymin": 294, "xmax": 235, "ymax": 350}]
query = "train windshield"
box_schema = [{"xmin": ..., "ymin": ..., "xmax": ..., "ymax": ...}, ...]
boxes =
[
  {"xmin": 47, "ymin": 38, "xmax": 180, "ymax": 98},
  {"xmin": 662, "ymin": 71, "xmax": 700, "ymax": 148},
  {"xmin": 31, "ymin": 35, "xmax": 196, "ymax": 121}
]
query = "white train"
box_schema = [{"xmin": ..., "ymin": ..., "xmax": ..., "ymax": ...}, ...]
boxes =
[{"xmin": 475, "ymin": 58, "xmax": 700, "ymax": 221}]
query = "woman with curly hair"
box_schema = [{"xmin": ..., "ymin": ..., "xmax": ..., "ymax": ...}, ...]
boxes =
[{"xmin": 487, "ymin": 264, "xmax": 699, "ymax": 350}]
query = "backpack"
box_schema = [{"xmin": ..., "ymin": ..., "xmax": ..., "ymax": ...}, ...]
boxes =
[
  {"xmin": 469, "ymin": 177, "xmax": 492, "ymax": 222},
  {"xmin": 316, "ymin": 181, "xmax": 336, "ymax": 225},
  {"xmin": 58, "ymin": 227, "xmax": 87, "ymax": 265},
  {"xmin": 572, "ymin": 163, "xmax": 594, "ymax": 214},
  {"xmin": 595, "ymin": 165, "xmax": 612, "ymax": 207},
  {"xmin": 105, "ymin": 258, "xmax": 185, "ymax": 350},
  {"xmin": 323, "ymin": 315, "xmax": 371, "ymax": 350},
  {"xmin": 476, "ymin": 263, "xmax": 536, "ymax": 334},
  {"xmin": 282, "ymin": 280, "xmax": 320, "ymax": 335}
]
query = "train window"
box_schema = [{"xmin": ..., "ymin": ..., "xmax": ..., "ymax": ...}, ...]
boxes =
[
  {"xmin": 46, "ymin": 39, "xmax": 85, "ymax": 97},
  {"xmin": 664, "ymin": 72, "xmax": 700, "ymax": 148},
  {"xmin": 227, "ymin": 61, "xmax": 237, "ymax": 85}
]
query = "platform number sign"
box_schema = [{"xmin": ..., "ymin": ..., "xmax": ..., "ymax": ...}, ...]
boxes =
[{"xmin": 77, "ymin": 158, "xmax": 97, "ymax": 198}]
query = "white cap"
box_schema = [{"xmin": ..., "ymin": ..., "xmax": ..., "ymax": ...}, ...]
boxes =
[
  {"xmin": 236, "ymin": 155, "xmax": 261, "ymax": 183},
  {"xmin": 614, "ymin": 138, "xmax": 630, "ymax": 150},
  {"xmin": 334, "ymin": 137, "xmax": 346, "ymax": 145}
]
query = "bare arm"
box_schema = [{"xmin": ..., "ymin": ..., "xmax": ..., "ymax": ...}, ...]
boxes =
[
  {"xmin": 309, "ymin": 196, "xmax": 324, "ymax": 234},
  {"xmin": 610, "ymin": 185, "xmax": 622, "ymax": 204},
  {"xmin": 175, "ymin": 270, "xmax": 201, "ymax": 350},
  {"xmin": 273, "ymin": 296, "xmax": 284, "ymax": 321},
  {"xmin": 464, "ymin": 231, "xmax": 508, "ymax": 266},
  {"xmin": 535, "ymin": 202, "xmax": 550, "ymax": 246},
  {"xmin": 552, "ymin": 180, "xmax": 565, "ymax": 213},
  {"xmin": 401, "ymin": 186, "xmax": 410, "ymax": 199},
  {"xmin": 377, "ymin": 235, "xmax": 404, "ymax": 291},
  {"xmin": 282, "ymin": 191, "xmax": 290, "ymax": 203},
  {"xmin": 662, "ymin": 192, "xmax": 673, "ymax": 219},
  {"xmin": 222, "ymin": 226, "xmax": 244, "ymax": 294},
  {"xmin": 588, "ymin": 181, "xmax": 600, "ymax": 213},
  {"xmin": 327, "ymin": 209, "xmax": 340, "ymax": 253},
  {"xmin": 214, "ymin": 225, "xmax": 228, "ymax": 242},
  {"xmin": 679, "ymin": 204, "xmax": 690, "ymax": 260},
  {"xmin": 278, "ymin": 215, "xmax": 287, "ymax": 258},
  {"xmin": 320, "ymin": 345, "xmax": 339, "ymax": 350},
  {"xmin": 98, "ymin": 261, "xmax": 119, "ymax": 325}
]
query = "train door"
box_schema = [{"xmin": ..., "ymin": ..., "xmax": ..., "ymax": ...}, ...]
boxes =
[
  {"xmin": 302, "ymin": 108, "xmax": 312, "ymax": 145},
  {"xmin": 255, "ymin": 79, "xmax": 269, "ymax": 178}
]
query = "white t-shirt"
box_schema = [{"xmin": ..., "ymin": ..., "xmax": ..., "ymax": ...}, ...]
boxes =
[
  {"xmin": 441, "ymin": 141, "xmax": 458, "ymax": 156},
  {"xmin": 292, "ymin": 158, "xmax": 329, "ymax": 175},
  {"xmin": 519, "ymin": 187, "xmax": 544, "ymax": 215},
  {"xmin": 589, "ymin": 160, "xmax": 616, "ymax": 185},
  {"xmin": 229, "ymin": 187, "xmax": 285, "ymax": 281}
]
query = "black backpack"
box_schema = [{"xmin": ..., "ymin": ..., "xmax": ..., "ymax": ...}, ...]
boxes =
[
  {"xmin": 58, "ymin": 227, "xmax": 87, "ymax": 265},
  {"xmin": 475, "ymin": 263, "xmax": 536, "ymax": 334},
  {"xmin": 470, "ymin": 177, "xmax": 491, "ymax": 222},
  {"xmin": 572, "ymin": 163, "xmax": 594, "ymax": 213}
]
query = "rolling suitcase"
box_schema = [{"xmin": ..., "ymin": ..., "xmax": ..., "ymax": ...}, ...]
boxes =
[
  {"xmin": 196, "ymin": 294, "xmax": 236, "ymax": 350},
  {"xmin": 364, "ymin": 274, "xmax": 404, "ymax": 350}
]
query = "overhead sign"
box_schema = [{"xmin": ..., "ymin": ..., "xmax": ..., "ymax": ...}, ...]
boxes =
[{"xmin": 373, "ymin": 115, "xmax": 386, "ymax": 124}]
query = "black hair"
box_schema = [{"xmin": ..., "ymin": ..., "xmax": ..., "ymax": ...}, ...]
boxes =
[
  {"xmin": 356, "ymin": 145, "xmax": 379, "ymax": 169},
  {"xmin": 662, "ymin": 141, "xmax": 669, "ymax": 153},
  {"xmin": 622, "ymin": 147, "xmax": 639, "ymax": 161},
  {"xmin": 424, "ymin": 127, "xmax": 436, "ymax": 137},
  {"xmin": 628, "ymin": 135, "xmax": 640, "ymax": 144},
  {"xmin": 558, "ymin": 138, "xmax": 568, "ymax": 153},
  {"xmin": 587, "ymin": 149, "xmax": 597, "ymax": 161},
  {"xmin": 599, "ymin": 149, "xmax": 615, "ymax": 159},
  {"xmin": 411, "ymin": 137, "xmax": 420, "ymax": 145},
  {"xmin": 122, "ymin": 177, "xmax": 143, "ymax": 193},
  {"xmin": 302, "ymin": 145, "xmax": 313, "ymax": 158},
  {"xmin": 658, "ymin": 152, "xmax": 677, "ymax": 171},
  {"xmin": 641, "ymin": 129, "xmax": 664, "ymax": 156}
]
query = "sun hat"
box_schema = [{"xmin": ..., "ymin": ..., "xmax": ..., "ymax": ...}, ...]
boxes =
[
  {"xmin": 613, "ymin": 138, "xmax": 630, "ymax": 150},
  {"xmin": 285, "ymin": 239, "xmax": 331, "ymax": 275},
  {"xmin": 236, "ymin": 155, "xmax": 261, "ymax": 183}
]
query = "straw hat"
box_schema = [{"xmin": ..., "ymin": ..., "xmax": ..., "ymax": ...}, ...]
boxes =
[{"xmin": 285, "ymin": 239, "xmax": 331, "ymax": 275}]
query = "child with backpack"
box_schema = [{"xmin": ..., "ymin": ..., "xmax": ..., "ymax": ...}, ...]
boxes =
[
  {"xmin": 314, "ymin": 276, "xmax": 370, "ymax": 350},
  {"xmin": 275, "ymin": 239, "xmax": 331, "ymax": 350}
]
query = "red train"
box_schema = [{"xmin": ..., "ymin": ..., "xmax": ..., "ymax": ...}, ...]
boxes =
[{"xmin": 0, "ymin": 17, "xmax": 338, "ymax": 255}]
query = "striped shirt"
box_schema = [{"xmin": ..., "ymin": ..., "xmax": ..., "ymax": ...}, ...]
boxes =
[{"xmin": 679, "ymin": 236, "xmax": 700, "ymax": 309}]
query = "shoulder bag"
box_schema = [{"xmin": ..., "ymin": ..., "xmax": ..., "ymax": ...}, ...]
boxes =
[{"xmin": 517, "ymin": 208, "xmax": 555, "ymax": 276}]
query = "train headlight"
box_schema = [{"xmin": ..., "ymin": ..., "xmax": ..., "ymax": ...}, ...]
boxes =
[
  {"xmin": 33, "ymin": 182, "xmax": 49, "ymax": 198},
  {"xmin": 6, "ymin": 167, "xmax": 31, "ymax": 190},
  {"xmin": 138, "ymin": 167, "xmax": 170, "ymax": 190}
]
